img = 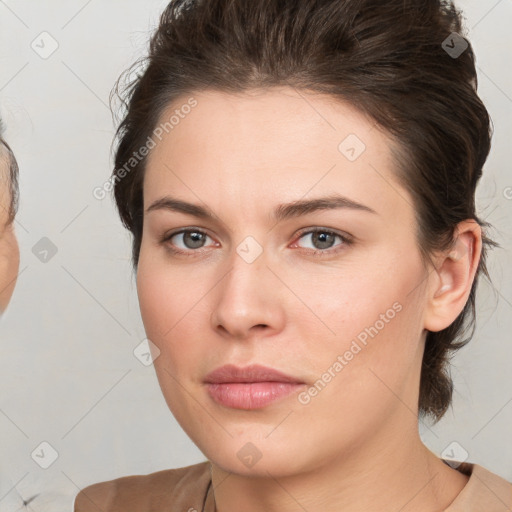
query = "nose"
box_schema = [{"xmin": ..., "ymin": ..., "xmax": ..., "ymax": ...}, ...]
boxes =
[{"xmin": 210, "ymin": 244, "xmax": 286, "ymax": 340}]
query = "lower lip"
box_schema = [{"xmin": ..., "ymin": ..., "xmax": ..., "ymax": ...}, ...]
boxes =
[{"xmin": 206, "ymin": 382, "xmax": 305, "ymax": 409}]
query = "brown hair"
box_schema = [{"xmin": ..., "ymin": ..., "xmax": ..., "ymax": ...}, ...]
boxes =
[
  {"xmin": 0, "ymin": 118, "xmax": 19, "ymax": 226},
  {"xmin": 110, "ymin": 0, "xmax": 496, "ymax": 422}
]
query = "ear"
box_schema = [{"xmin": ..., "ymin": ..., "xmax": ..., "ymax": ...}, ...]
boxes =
[{"xmin": 423, "ymin": 220, "xmax": 482, "ymax": 333}]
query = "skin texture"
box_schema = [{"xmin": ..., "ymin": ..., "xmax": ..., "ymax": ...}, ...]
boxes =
[
  {"xmin": 137, "ymin": 87, "xmax": 481, "ymax": 512},
  {"xmin": 0, "ymin": 151, "xmax": 19, "ymax": 313}
]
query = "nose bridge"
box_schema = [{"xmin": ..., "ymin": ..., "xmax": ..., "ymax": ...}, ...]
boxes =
[
  {"xmin": 211, "ymin": 235, "xmax": 282, "ymax": 337},
  {"xmin": 222, "ymin": 232, "xmax": 269, "ymax": 290}
]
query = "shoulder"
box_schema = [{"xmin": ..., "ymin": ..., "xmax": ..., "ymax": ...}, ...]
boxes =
[
  {"xmin": 446, "ymin": 461, "xmax": 512, "ymax": 511},
  {"xmin": 468, "ymin": 463, "xmax": 512, "ymax": 509},
  {"xmin": 73, "ymin": 460, "xmax": 211, "ymax": 512}
]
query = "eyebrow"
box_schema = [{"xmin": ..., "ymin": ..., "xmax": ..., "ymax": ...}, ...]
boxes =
[{"xmin": 145, "ymin": 193, "xmax": 377, "ymax": 222}]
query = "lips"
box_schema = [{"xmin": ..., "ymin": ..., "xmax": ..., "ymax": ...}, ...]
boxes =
[
  {"xmin": 203, "ymin": 364, "xmax": 306, "ymax": 409},
  {"xmin": 203, "ymin": 364, "xmax": 304, "ymax": 384}
]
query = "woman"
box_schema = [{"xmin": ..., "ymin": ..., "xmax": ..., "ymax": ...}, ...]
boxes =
[
  {"xmin": 75, "ymin": 0, "xmax": 512, "ymax": 510},
  {"xmin": 0, "ymin": 118, "xmax": 20, "ymax": 313}
]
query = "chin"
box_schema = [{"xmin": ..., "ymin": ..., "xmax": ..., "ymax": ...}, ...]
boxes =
[{"xmin": 197, "ymin": 435, "xmax": 310, "ymax": 478}]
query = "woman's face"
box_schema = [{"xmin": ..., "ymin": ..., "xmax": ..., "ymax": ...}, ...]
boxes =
[
  {"xmin": 137, "ymin": 87, "xmax": 433, "ymax": 475},
  {"xmin": 0, "ymin": 156, "xmax": 19, "ymax": 313}
]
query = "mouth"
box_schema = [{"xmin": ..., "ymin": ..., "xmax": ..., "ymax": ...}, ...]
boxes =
[{"xmin": 204, "ymin": 364, "xmax": 306, "ymax": 410}]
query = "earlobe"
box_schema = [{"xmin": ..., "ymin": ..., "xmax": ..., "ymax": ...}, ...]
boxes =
[{"xmin": 424, "ymin": 221, "xmax": 482, "ymax": 332}]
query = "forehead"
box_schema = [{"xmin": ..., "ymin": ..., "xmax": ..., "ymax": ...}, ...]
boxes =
[
  {"xmin": 143, "ymin": 87, "xmax": 412, "ymax": 224},
  {"xmin": 149, "ymin": 87, "xmax": 386, "ymax": 156}
]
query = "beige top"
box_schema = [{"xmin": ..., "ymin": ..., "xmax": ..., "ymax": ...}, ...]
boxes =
[{"xmin": 74, "ymin": 459, "xmax": 512, "ymax": 511}]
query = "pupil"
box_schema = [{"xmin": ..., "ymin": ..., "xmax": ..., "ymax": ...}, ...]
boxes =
[
  {"xmin": 185, "ymin": 232, "xmax": 204, "ymax": 249},
  {"xmin": 314, "ymin": 232, "xmax": 333, "ymax": 250}
]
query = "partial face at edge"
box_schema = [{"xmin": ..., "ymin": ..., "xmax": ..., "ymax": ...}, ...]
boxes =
[
  {"xmin": 0, "ymin": 151, "xmax": 19, "ymax": 313},
  {"xmin": 135, "ymin": 87, "xmax": 433, "ymax": 476}
]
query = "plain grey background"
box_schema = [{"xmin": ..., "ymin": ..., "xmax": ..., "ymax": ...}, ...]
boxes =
[{"xmin": 0, "ymin": 1, "xmax": 511, "ymax": 510}]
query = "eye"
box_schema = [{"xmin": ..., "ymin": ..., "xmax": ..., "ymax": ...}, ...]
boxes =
[
  {"xmin": 292, "ymin": 228, "xmax": 352, "ymax": 255},
  {"xmin": 161, "ymin": 229, "xmax": 216, "ymax": 254},
  {"xmin": 160, "ymin": 227, "xmax": 352, "ymax": 257}
]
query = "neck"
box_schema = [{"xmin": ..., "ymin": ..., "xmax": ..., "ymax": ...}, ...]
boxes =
[{"xmin": 209, "ymin": 415, "xmax": 469, "ymax": 512}]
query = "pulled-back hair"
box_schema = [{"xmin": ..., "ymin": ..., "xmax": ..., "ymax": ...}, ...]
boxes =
[
  {"xmin": 110, "ymin": 0, "xmax": 496, "ymax": 422},
  {"xmin": 0, "ymin": 118, "xmax": 19, "ymax": 225}
]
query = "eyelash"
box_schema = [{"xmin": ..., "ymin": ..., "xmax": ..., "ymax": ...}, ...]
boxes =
[{"xmin": 159, "ymin": 227, "xmax": 353, "ymax": 258}]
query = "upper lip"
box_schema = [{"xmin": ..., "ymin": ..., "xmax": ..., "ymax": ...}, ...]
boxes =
[{"xmin": 204, "ymin": 364, "xmax": 304, "ymax": 384}]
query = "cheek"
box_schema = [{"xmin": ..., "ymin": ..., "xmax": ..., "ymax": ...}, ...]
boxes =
[
  {"xmin": 292, "ymin": 252, "xmax": 426, "ymax": 405},
  {"xmin": 137, "ymin": 247, "xmax": 188, "ymax": 323},
  {"xmin": 289, "ymin": 299, "xmax": 424, "ymax": 458},
  {"xmin": 288, "ymin": 249, "xmax": 422, "ymax": 344},
  {"xmin": 136, "ymin": 254, "xmax": 212, "ymax": 372}
]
